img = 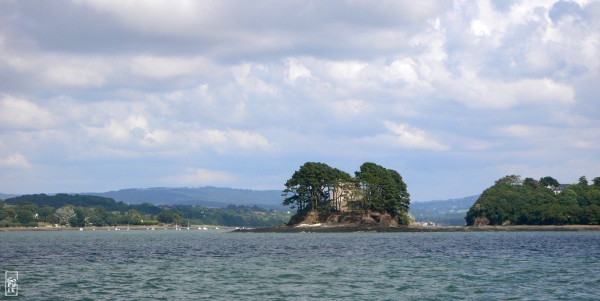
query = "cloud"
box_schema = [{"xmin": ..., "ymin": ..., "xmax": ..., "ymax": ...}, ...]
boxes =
[
  {"xmin": 41, "ymin": 58, "xmax": 107, "ymax": 87},
  {"xmin": 0, "ymin": 46, "xmax": 110, "ymax": 89},
  {"xmin": 130, "ymin": 55, "xmax": 212, "ymax": 79},
  {"xmin": 195, "ymin": 129, "xmax": 273, "ymax": 153},
  {"xmin": 329, "ymin": 99, "xmax": 372, "ymax": 119},
  {"xmin": 498, "ymin": 124, "xmax": 544, "ymax": 138},
  {"xmin": 471, "ymin": 19, "xmax": 493, "ymax": 37},
  {"xmin": 231, "ymin": 63, "xmax": 279, "ymax": 96},
  {"xmin": 385, "ymin": 58, "xmax": 420, "ymax": 84},
  {"xmin": 286, "ymin": 58, "xmax": 312, "ymax": 82},
  {"xmin": 72, "ymin": 0, "xmax": 210, "ymax": 36},
  {"xmin": 497, "ymin": 124, "xmax": 600, "ymax": 150},
  {"xmin": 0, "ymin": 95, "xmax": 54, "ymax": 130},
  {"xmin": 383, "ymin": 121, "xmax": 449, "ymax": 151},
  {"xmin": 166, "ymin": 168, "xmax": 235, "ymax": 186},
  {"xmin": 84, "ymin": 114, "xmax": 170, "ymax": 147},
  {"xmin": 444, "ymin": 74, "xmax": 576, "ymax": 109},
  {"xmin": 0, "ymin": 153, "xmax": 32, "ymax": 169}
]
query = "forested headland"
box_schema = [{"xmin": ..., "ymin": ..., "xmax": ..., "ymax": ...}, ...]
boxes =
[
  {"xmin": 466, "ymin": 175, "xmax": 600, "ymax": 226},
  {"xmin": 282, "ymin": 162, "xmax": 411, "ymax": 226},
  {"xmin": 0, "ymin": 194, "xmax": 289, "ymax": 228}
]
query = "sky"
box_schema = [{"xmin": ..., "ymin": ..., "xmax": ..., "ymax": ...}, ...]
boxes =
[{"xmin": 0, "ymin": 0, "xmax": 599, "ymax": 201}]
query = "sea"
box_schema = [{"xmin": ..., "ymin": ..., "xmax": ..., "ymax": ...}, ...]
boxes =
[{"xmin": 1, "ymin": 230, "xmax": 599, "ymax": 300}]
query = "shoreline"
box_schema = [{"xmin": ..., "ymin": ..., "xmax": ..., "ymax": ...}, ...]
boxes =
[
  {"xmin": 0, "ymin": 225, "xmax": 226, "ymax": 232},
  {"xmin": 2, "ymin": 225, "xmax": 599, "ymax": 233},
  {"xmin": 233, "ymin": 224, "xmax": 600, "ymax": 233}
]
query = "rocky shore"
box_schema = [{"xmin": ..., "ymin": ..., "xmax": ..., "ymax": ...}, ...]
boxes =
[{"xmin": 233, "ymin": 224, "xmax": 600, "ymax": 233}]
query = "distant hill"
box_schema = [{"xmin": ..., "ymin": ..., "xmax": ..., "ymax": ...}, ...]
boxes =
[
  {"xmin": 87, "ymin": 187, "xmax": 285, "ymax": 210},
  {"xmin": 4, "ymin": 193, "xmax": 129, "ymax": 212},
  {"xmin": 409, "ymin": 195, "xmax": 479, "ymax": 226},
  {"xmin": 0, "ymin": 193, "xmax": 18, "ymax": 201}
]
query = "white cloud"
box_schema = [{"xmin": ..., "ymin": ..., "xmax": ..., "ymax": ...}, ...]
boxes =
[
  {"xmin": 497, "ymin": 124, "xmax": 600, "ymax": 150},
  {"xmin": 471, "ymin": 19, "xmax": 492, "ymax": 37},
  {"xmin": 0, "ymin": 95, "xmax": 55, "ymax": 130},
  {"xmin": 383, "ymin": 121, "xmax": 449, "ymax": 151},
  {"xmin": 326, "ymin": 61, "xmax": 367, "ymax": 82},
  {"xmin": 498, "ymin": 124, "xmax": 544, "ymax": 138},
  {"xmin": 0, "ymin": 45, "xmax": 110, "ymax": 88},
  {"xmin": 84, "ymin": 114, "xmax": 170, "ymax": 147},
  {"xmin": 446, "ymin": 74, "xmax": 576, "ymax": 109},
  {"xmin": 286, "ymin": 58, "xmax": 312, "ymax": 82},
  {"xmin": 0, "ymin": 153, "xmax": 32, "ymax": 169},
  {"xmin": 231, "ymin": 63, "xmax": 278, "ymax": 96},
  {"xmin": 386, "ymin": 58, "xmax": 420, "ymax": 84},
  {"xmin": 167, "ymin": 168, "xmax": 235, "ymax": 186},
  {"xmin": 130, "ymin": 55, "xmax": 211, "ymax": 79},
  {"xmin": 195, "ymin": 129, "xmax": 272, "ymax": 153},
  {"xmin": 42, "ymin": 60, "xmax": 107, "ymax": 87},
  {"xmin": 329, "ymin": 99, "xmax": 371, "ymax": 119}
]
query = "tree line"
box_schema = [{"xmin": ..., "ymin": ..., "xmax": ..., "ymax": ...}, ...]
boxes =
[
  {"xmin": 0, "ymin": 194, "xmax": 290, "ymax": 228},
  {"xmin": 283, "ymin": 162, "xmax": 410, "ymax": 224},
  {"xmin": 466, "ymin": 175, "xmax": 600, "ymax": 226}
]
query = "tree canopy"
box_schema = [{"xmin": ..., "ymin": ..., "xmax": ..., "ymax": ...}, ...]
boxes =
[
  {"xmin": 283, "ymin": 162, "xmax": 352, "ymax": 212},
  {"xmin": 539, "ymin": 176, "xmax": 560, "ymax": 187},
  {"xmin": 466, "ymin": 175, "xmax": 600, "ymax": 226},
  {"xmin": 0, "ymin": 195, "xmax": 289, "ymax": 228},
  {"xmin": 355, "ymin": 162, "xmax": 410, "ymax": 215},
  {"xmin": 283, "ymin": 162, "xmax": 410, "ymax": 223}
]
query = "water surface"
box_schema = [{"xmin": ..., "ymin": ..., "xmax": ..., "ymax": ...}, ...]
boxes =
[{"xmin": 1, "ymin": 231, "xmax": 599, "ymax": 300}]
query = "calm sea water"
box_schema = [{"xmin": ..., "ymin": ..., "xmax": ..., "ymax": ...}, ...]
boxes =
[{"xmin": 1, "ymin": 230, "xmax": 599, "ymax": 300}]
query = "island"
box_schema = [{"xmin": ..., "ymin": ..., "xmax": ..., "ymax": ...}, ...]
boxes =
[
  {"xmin": 466, "ymin": 175, "xmax": 600, "ymax": 226},
  {"xmin": 280, "ymin": 161, "xmax": 411, "ymax": 228}
]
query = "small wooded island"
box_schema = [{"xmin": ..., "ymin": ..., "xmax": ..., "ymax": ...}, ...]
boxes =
[{"xmin": 282, "ymin": 162, "xmax": 411, "ymax": 227}]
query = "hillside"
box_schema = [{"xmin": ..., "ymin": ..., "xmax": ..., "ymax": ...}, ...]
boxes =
[
  {"xmin": 466, "ymin": 175, "xmax": 600, "ymax": 226},
  {"xmin": 0, "ymin": 193, "xmax": 18, "ymax": 201},
  {"xmin": 1, "ymin": 193, "xmax": 290, "ymax": 227},
  {"xmin": 409, "ymin": 195, "xmax": 479, "ymax": 226},
  {"xmin": 4, "ymin": 194, "xmax": 128, "ymax": 211},
  {"xmin": 87, "ymin": 187, "xmax": 285, "ymax": 209}
]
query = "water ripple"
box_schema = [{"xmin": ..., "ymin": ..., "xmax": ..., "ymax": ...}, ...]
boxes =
[{"xmin": 0, "ymin": 231, "xmax": 599, "ymax": 300}]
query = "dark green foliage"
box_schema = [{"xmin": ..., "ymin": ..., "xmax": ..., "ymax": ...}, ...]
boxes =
[
  {"xmin": 283, "ymin": 161, "xmax": 410, "ymax": 219},
  {"xmin": 523, "ymin": 177, "xmax": 541, "ymax": 189},
  {"xmin": 494, "ymin": 175, "xmax": 522, "ymax": 186},
  {"xmin": 355, "ymin": 162, "xmax": 410, "ymax": 216},
  {"xmin": 130, "ymin": 202, "xmax": 162, "ymax": 215},
  {"xmin": 398, "ymin": 211, "xmax": 411, "ymax": 225},
  {"xmin": 283, "ymin": 162, "xmax": 353, "ymax": 212},
  {"xmin": 0, "ymin": 194, "xmax": 290, "ymax": 227},
  {"xmin": 5, "ymin": 194, "xmax": 129, "ymax": 212},
  {"xmin": 157, "ymin": 211, "xmax": 181, "ymax": 224},
  {"xmin": 69, "ymin": 207, "xmax": 86, "ymax": 227},
  {"xmin": 169, "ymin": 204, "xmax": 290, "ymax": 227},
  {"xmin": 15, "ymin": 204, "xmax": 38, "ymax": 227},
  {"xmin": 539, "ymin": 176, "xmax": 560, "ymax": 187},
  {"xmin": 466, "ymin": 175, "xmax": 600, "ymax": 226}
]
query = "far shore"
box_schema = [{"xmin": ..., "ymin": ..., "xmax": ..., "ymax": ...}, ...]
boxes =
[
  {"xmin": 2, "ymin": 224, "xmax": 600, "ymax": 233},
  {"xmin": 0, "ymin": 225, "xmax": 227, "ymax": 232},
  {"xmin": 233, "ymin": 224, "xmax": 600, "ymax": 233}
]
